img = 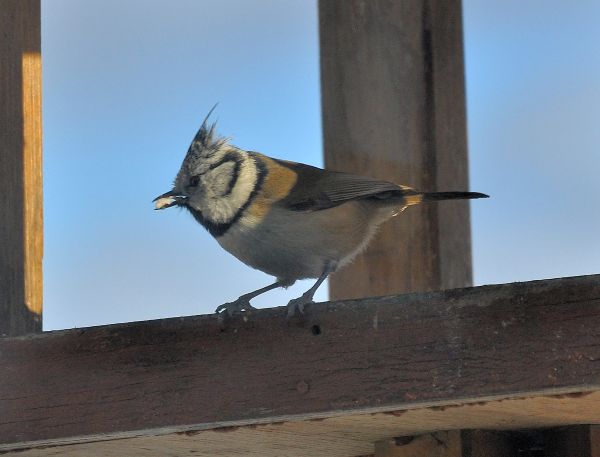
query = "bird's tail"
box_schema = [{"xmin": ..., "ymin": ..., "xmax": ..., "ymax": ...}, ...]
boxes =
[{"xmin": 403, "ymin": 190, "xmax": 489, "ymax": 206}]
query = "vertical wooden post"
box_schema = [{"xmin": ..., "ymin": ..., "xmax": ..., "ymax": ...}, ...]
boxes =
[
  {"xmin": 319, "ymin": 0, "xmax": 472, "ymax": 300},
  {"xmin": 0, "ymin": 0, "xmax": 43, "ymax": 336}
]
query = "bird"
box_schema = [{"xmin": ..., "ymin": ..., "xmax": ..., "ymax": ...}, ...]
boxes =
[{"xmin": 154, "ymin": 109, "xmax": 488, "ymax": 318}]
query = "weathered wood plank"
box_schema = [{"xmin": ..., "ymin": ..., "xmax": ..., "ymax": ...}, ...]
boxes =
[
  {"xmin": 0, "ymin": 0, "xmax": 43, "ymax": 336},
  {"xmin": 319, "ymin": 0, "xmax": 472, "ymax": 300},
  {"xmin": 7, "ymin": 393, "xmax": 600, "ymax": 456},
  {"xmin": 1, "ymin": 275, "xmax": 600, "ymax": 451}
]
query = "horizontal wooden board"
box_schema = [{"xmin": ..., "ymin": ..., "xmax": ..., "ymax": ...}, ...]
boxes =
[
  {"xmin": 6, "ymin": 392, "xmax": 600, "ymax": 456},
  {"xmin": 2, "ymin": 274, "xmax": 600, "ymax": 452}
]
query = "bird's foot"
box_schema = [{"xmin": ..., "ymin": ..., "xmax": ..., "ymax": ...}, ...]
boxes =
[
  {"xmin": 286, "ymin": 293, "xmax": 314, "ymax": 318},
  {"xmin": 215, "ymin": 297, "xmax": 256, "ymax": 320}
]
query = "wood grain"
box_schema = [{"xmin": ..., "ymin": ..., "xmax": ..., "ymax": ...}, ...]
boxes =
[
  {"xmin": 319, "ymin": 0, "xmax": 473, "ymax": 300},
  {"xmin": 7, "ymin": 393, "xmax": 600, "ymax": 456},
  {"xmin": 2, "ymin": 274, "xmax": 600, "ymax": 451},
  {"xmin": 0, "ymin": 0, "xmax": 43, "ymax": 336}
]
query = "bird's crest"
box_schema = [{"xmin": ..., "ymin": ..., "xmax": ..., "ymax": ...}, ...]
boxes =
[{"xmin": 186, "ymin": 104, "xmax": 228, "ymax": 158}]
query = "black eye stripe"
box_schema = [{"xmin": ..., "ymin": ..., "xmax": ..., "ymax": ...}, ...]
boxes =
[
  {"xmin": 187, "ymin": 153, "xmax": 242, "ymax": 190},
  {"xmin": 208, "ymin": 152, "xmax": 239, "ymax": 171}
]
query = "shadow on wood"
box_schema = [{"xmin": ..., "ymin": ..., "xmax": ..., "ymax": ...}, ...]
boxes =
[
  {"xmin": 544, "ymin": 425, "xmax": 600, "ymax": 457},
  {"xmin": 374, "ymin": 430, "xmax": 514, "ymax": 457}
]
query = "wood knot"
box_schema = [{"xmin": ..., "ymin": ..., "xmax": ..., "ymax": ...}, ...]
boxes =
[{"xmin": 296, "ymin": 380, "xmax": 310, "ymax": 394}]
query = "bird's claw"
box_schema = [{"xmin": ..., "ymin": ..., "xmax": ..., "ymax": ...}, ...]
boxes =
[
  {"xmin": 215, "ymin": 297, "xmax": 256, "ymax": 321},
  {"xmin": 286, "ymin": 293, "xmax": 314, "ymax": 318}
]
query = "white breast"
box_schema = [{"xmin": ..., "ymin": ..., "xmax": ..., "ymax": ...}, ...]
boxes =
[{"xmin": 217, "ymin": 201, "xmax": 386, "ymax": 281}]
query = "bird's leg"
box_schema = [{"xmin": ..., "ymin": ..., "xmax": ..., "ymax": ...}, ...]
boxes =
[
  {"xmin": 287, "ymin": 263, "xmax": 335, "ymax": 318},
  {"xmin": 216, "ymin": 281, "xmax": 285, "ymax": 318}
]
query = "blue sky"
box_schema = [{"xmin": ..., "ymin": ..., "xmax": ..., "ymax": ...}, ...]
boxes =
[{"xmin": 42, "ymin": 0, "xmax": 600, "ymax": 330}]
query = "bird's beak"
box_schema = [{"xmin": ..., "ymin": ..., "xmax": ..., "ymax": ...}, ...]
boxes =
[{"xmin": 153, "ymin": 190, "xmax": 186, "ymax": 210}]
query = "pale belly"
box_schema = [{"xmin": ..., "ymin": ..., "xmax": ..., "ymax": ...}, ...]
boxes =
[{"xmin": 216, "ymin": 201, "xmax": 394, "ymax": 282}]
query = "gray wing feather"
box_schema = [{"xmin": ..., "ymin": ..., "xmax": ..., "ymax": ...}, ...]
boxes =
[
  {"xmin": 319, "ymin": 173, "xmax": 401, "ymax": 201},
  {"xmin": 276, "ymin": 160, "xmax": 408, "ymax": 211}
]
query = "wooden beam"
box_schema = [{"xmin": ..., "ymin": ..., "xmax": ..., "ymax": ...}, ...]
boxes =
[
  {"xmin": 7, "ymin": 392, "xmax": 600, "ymax": 456},
  {"xmin": 2, "ymin": 274, "xmax": 600, "ymax": 452},
  {"xmin": 0, "ymin": 0, "xmax": 43, "ymax": 336},
  {"xmin": 319, "ymin": 0, "xmax": 472, "ymax": 300}
]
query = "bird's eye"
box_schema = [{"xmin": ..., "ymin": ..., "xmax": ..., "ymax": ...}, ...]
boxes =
[{"xmin": 188, "ymin": 176, "xmax": 200, "ymax": 188}]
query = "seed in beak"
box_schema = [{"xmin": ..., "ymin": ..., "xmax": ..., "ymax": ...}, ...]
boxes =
[{"xmin": 154, "ymin": 196, "xmax": 178, "ymax": 210}]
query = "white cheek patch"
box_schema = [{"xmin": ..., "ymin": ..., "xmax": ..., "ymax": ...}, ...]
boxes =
[
  {"xmin": 204, "ymin": 161, "xmax": 237, "ymax": 197},
  {"xmin": 197, "ymin": 155, "xmax": 258, "ymax": 224}
]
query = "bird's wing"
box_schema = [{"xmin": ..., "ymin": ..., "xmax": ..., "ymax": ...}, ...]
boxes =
[{"xmin": 272, "ymin": 159, "xmax": 413, "ymax": 211}]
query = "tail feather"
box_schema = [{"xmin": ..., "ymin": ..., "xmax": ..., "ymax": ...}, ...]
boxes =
[
  {"xmin": 403, "ymin": 190, "xmax": 488, "ymax": 206},
  {"xmin": 421, "ymin": 191, "xmax": 489, "ymax": 202}
]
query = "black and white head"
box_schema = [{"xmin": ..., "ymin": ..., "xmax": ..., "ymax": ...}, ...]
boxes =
[{"xmin": 153, "ymin": 108, "xmax": 262, "ymax": 236}]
